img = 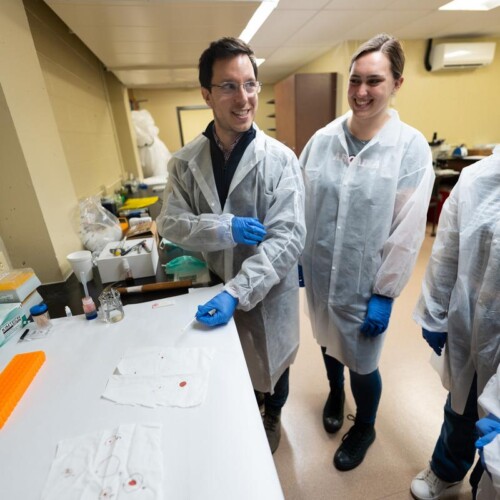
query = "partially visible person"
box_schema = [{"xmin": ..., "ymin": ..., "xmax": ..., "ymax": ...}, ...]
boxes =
[
  {"xmin": 300, "ymin": 33, "xmax": 434, "ymax": 471},
  {"xmin": 157, "ymin": 37, "xmax": 306, "ymax": 453},
  {"xmin": 411, "ymin": 147, "xmax": 500, "ymax": 499},
  {"xmin": 476, "ymin": 364, "xmax": 500, "ymax": 500}
]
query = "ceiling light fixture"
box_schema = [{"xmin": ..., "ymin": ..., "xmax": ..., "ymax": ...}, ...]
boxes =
[
  {"xmin": 439, "ymin": 0, "xmax": 500, "ymax": 10},
  {"xmin": 256, "ymin": 58, "xmax": 265, "ymax": 66},
  {"xmin": 239, "ymin": 0, "xmax": 279, "ymax": 44}
]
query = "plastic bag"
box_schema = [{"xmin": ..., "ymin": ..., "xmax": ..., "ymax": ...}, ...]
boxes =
[
  {"xmin": 131, "ymin": 110, "xmax": 171, "ymax": 178},
  {"xmin": 79, "ymin": 196, "xmax": 122, "ymax": 254},
  {"xmin": 163, "ymin": 256, "xmax": 207, "ymax": 275}
]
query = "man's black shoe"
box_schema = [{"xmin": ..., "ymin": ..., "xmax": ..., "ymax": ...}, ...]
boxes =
[
  {"xmin": 333, "ymin": 418, "xmax": 376, "ymax": 471},
  {"xmin": 255, "ymin": 391, "xmax": 265, "ymax": 416},
  {"xmin": 263, "ymin": 411, "xmax": 281, "ymax": 454},
  {"xmin": 323, "ymin": 389, "xmax": 345, "ymax": 433}
]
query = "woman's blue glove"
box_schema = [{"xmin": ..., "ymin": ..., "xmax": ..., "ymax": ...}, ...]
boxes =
[
  {"xmin": 231, "ymin": 217, "xmax": 266, "ymax": 245},
  {"xmin": 475, "ymin": 413, "xmax": 500, "ymax": 474},
  {"xmin": 422, "ymin": 328, "xmax": 447, "ymax": 356},
  {"xmin": 196, "ymin": 291, "xmax": 238, "ymax": 326},
  {"xmin": 360, "ymin": 295, "xmax": 393, "ymax": 337}
]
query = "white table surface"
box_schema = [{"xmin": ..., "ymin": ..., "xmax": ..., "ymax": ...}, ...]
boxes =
[{"xmin": 0, "ymin": 285, "xmax": 283, "ymax": 500}]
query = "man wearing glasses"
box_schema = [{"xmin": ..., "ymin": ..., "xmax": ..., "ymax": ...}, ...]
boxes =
[{"xmin": 157, "ymin": 37, "xmax": 305, "ymax": 453}]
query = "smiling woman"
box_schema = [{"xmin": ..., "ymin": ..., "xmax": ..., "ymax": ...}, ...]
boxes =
[{"xmin": 299, "ymin": 33, "xmax": 435, "ymax": 473}]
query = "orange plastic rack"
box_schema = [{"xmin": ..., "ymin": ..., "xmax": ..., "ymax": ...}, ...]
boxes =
[{"xmin": 0, "ymin": 351, "xmax": 46, "ymax": 429}]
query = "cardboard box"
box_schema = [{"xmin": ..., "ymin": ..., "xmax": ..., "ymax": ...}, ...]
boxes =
[
  {"xmin": 125, "ymin": 220, "xmax": 159, "ymax": 246},
  {"xmin": 0, "ymin": 303, "xmax": 25, "ymax": 347},
  {"xmin": 0, "ymin": 268, "xmax": 41, "ymax": 303},
  {"xmin": 19, "ymin": 290, "xmax": 44, "ymax": 320},
  {"xmin": 96, "ymin": 238, "xmax": 159, "ymax": 283}
]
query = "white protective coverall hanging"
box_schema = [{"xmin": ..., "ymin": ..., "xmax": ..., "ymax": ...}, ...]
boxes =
[
  {"xmin": 414, "ymin": 148, "xmax": 500, "ymax": 414},
  {"xmin": 131, "ymin": 109, "xmax": 171, "ymax": 178},
  {"xmin": 300, "ymin": 109, "xmax": 434, "ymax": 374},
  {"xmin": 477, "ymin": 365, "xmax": 500, "ymax": 500},
  {"xmin": 156, "ymin": 124, "xmax": 306, "ymax": 393}
]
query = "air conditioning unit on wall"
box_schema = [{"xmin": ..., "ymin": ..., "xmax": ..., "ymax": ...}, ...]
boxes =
[{"xmin": 430, "ymin": 42, "xmax": 496, "ymax": 71}]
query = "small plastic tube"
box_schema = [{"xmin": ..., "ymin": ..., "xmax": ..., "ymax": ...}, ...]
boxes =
[
  {"xmin": 80, "ymin": 271, "xmax": 90, "ymax": 296},
  {"xmin": 122, "ymin": 258, "xmax": 133, "ymax": 284}
]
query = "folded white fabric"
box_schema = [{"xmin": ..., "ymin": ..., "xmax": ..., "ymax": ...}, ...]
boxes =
[
  {"xmin": 42, "ymin": 423, "xmax": 163, "ymax": 500},
  {"xmin": 102, "ymin": 346, "xmax": 214, "ymax": 408}
]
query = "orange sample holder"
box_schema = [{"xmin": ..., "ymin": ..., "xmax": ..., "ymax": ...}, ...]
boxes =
[{"xmin": 0, "ymin": 351, "xmax": 45, "ymax": 429}]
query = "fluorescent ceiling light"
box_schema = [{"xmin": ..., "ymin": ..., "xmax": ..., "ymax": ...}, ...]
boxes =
[
  {"xmin": 239, "ymin": 1, "xmax": 279, "ymax": 43},
  {"xmin": 256, "ymin": 58, "xmax": 265, "ymax": 66},
  {"xmin": 439, "ymin": 0, "xmax": 500, "ymax": 10}
]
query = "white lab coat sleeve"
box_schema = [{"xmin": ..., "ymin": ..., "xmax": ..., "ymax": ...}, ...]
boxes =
[
  {"xmin": 156, "ymin": 158, "xmax": 236, "ymax": 252},
  {"xmin": 413, "ymin": 182, "xmax": 460, "ymax": 332},
  {"xmin": 484, "ymin": 436, "xmax": 500, "ymax": 497},
  {"xmin": 372, "ymin": 135, "xmax": 435, "ymax": 298},
  {"xmin": 478, "ymin": 369, "xmax": 500, "ymax": 498},
  {"xmin": 225, "ymin": 152, "xmax": 306, "ymax": 310}
]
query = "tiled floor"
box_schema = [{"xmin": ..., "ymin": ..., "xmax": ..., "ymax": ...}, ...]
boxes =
[{"xmin": 274, "ymin": 226, "xmax": 473, "ymax": 500}]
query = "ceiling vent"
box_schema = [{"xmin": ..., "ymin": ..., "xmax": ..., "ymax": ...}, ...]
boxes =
[{"xmin": 429, "ymin": 42, "xmax": 496, "ymax": 71}]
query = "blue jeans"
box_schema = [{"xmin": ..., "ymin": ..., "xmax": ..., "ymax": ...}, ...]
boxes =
[
  {"xmin": 255, "ymin": 368, "xmax": 290, "ymax": 415},
  {"xmin": 431, "ymin": 375, "xmax": 483, "ymax": 492},
  {"xmin": 321, "ymin": 348, "xmax": 382, "ymax": 425}
]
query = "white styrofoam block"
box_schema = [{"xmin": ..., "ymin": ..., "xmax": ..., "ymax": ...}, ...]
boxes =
[{"xmin": 96, "ymin": 238, "xmax": 158, "ymax": 283}]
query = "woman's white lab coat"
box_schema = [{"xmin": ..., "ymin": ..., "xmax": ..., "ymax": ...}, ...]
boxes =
[
  {"xmin": 300, "ymin": 109, "xmax": 434, "ymax": 374},
  {"xmin": 477, "ymin": 365, "xmax": 500, "ymax": 500},
  {"xmin": 157, "ymin": 124, "xmax": 306, "ymax": 393},
  {"xmin": 414, "ymin": 150, "xmax": 500, "ymax": 414}
]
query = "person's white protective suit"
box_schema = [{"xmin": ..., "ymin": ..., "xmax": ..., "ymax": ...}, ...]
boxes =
[
  {"xmin": 131, "ymin": 109, "xmax": 171, "ymax": 178},
  {"xmin": 414, "ymin": 148, "xmax": 500, "ymax": 414},
  {"xmin": 300, "ymin": 109, "xmax": 434, "ymax": 374},
  {"xmin": 477, "ymin": 365, "xmax": 500, "ymax": 500},
  {"xmin": 156, "ymin": 123, "xmax": 306, "ymax": 393}
]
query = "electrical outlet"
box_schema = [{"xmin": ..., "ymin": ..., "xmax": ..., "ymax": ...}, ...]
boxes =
[{"xmin": 0, "ymin": 251, "xmax": 9, "ymax": 272}]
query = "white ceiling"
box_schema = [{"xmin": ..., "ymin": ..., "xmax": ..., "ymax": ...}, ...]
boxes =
[{"xmin": 43, "ymin": 0, "xmax": 500, "ymax": 88}]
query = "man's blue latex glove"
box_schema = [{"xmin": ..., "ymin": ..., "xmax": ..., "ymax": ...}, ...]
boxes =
[
  {"xmin": 422, "ymin": 328, "xmax": 447, "ymax": 356},
  {"xmin": 298, "ymin": 264, "xmax": 305, "ymax": 287},
  {"xmin": 231, "ymin": 217, "xmax": 266, "ymax": 245},
  {"xmin": 196, "ymin": 291, "xmax": 238, "ymax": 326},
  {"xmin": 360, "ymin": 294, "xmax": 393, "ymax": 337},
  {"xmin": 475, "ymin": 413, "xmax": 500, "ymax": 473}
]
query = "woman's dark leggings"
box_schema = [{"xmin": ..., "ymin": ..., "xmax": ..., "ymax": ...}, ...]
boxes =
[{"xmin": 322, "ymin": 347, "xmax": 382, "ymax": 425}]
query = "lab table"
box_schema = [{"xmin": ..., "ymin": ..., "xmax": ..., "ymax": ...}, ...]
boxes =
[{"xmin": 0, "ymin": 285, "xmax": 284, "ymax": 500}]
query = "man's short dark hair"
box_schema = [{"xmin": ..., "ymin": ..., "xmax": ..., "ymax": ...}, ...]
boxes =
[{"xmin": 198, "ymin": 37, "xmax": 258, "ymax": 90}]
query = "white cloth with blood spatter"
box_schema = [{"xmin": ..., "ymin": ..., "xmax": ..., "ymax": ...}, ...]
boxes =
[
  {"xmin": 42, "ymin": 423, "xmax": 163, "ymax": 499},
  {"xmin": 102, "ymin": 346, "xmax": 215, "ymax": 408}
]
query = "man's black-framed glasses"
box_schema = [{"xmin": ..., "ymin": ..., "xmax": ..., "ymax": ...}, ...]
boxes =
[{"xmin": 210, "ymin": 81, "xmax": 262, "ymax": 96}]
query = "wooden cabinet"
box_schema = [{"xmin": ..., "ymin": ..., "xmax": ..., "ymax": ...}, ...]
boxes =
[{"xmin": 274, "ymin": 73, "xmax": 337, "ymax": 156}]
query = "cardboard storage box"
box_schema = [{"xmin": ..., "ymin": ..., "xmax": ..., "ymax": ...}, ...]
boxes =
[{"xmin": 96, "ymin": 238, "xmax": 159, "ymax": 283}]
